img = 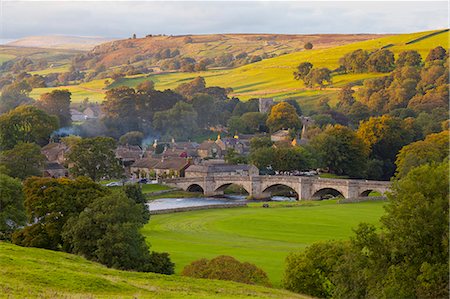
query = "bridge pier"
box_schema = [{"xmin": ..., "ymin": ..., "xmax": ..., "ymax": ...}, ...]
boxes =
[{"xmin": 163, "ymin": 175, "xmax": 391, "ymax": 201}]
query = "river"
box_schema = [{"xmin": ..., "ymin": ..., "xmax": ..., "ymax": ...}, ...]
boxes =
[{"xmin": 147, "ymin": 195, "xmax": 297, "ymax": 211}]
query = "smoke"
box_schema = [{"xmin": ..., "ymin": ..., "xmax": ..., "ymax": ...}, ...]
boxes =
[
  {"xmin": 51, "ymin": 126, "xmax": 81, "ymax": 137},
  {"xmin": 141, "ymin": 134, "xmax": 160, "ymax": 149}
]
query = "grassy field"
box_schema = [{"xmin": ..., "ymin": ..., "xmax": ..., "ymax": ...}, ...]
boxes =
[
  {"xmin": 27, "ymin": 29, "xmax": 448, "ymax": 108},
  {"xmin": 30, "ymin": 79, "xmax": 108, "ymax": 103},
  {"xmin": 114, "ymin": 29, "xmax": 449, "ymax": 106},
  {"xmin": 142, "ymin": 200, "xmax": 386, "ymax": 286},
  {"xmin": 0, "ymin": 242, "xmax": 306, "ymax": 298},
  {"xmin": 141, "ymin": 183, "xmax": 173, "ymax": 194}
]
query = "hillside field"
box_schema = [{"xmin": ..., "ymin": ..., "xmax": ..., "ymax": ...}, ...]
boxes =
[
  {"xmin": 0, "ymin": 242, "xmax": 306, "ymax": 298},
  {"xmin": 142, "ymin": 200, "xmax": 386, "ymax": 286},
  {"xmin": 111, "ymin": 29, "xmax": 449, "ymax": 106},
  {"xmin": 27, "ymin": 29, "xmax": 448, "ymax": 108}
]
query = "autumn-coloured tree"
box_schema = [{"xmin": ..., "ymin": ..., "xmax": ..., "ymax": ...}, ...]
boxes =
[
  {"xmin": 0, "ymin": 105, "xmax": 59, "ymax": 150},
  {"xmin": 395, "ymin": 130, "xmax": 449, "ymax": 178},
  {"xmin": 182, "ymin": 255, "xmax": 270, "ymax": 287},
  {"xmin": 266, "ymin": 102, "xmax": 301, "ymax": 132},
  {"xmin": 38, "ymin": 89, "xmax": 72, "ymax": 127}
]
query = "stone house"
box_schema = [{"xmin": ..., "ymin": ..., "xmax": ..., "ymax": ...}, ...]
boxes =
[
  {"xmin": 130, "ymin": 157, "xmax": 190, "ymax": 178},
  {"xmin": 83, "ymin": 105, "xmax": 102, "ymax": 119},
  {"xmin": 197, "ymin": 140, "xmax": 223, "ymax": 159},
  {"xmin": 43, "ymin": 162, "xmax": 69, "ymax": 178},
  {"xmin": 41, "ymin": 143, "xmax": 69, "ymax": 165},
  {"xmin": 270, "ymin": 129, "xmax": 291, "ymax": 142},
  {"xmin": 70, "ymin": 109, "xmax": 87, "ymax": 122}
]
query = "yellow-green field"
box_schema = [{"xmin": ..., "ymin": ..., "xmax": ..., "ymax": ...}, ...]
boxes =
[
  {"xmin": 28, "ymin": 29, "xmax": 448, "ymax": 106},
  {"xmin": 30, "ymin": 79, "xmax": 108, "ymax": 103},
  {"xmin": 0, "ymin": 242, "xmax": 306, "ymax": 298}
]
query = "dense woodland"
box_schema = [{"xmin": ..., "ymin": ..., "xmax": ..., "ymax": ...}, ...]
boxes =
[{"xmin": 0, "ymin": 40, "xmax": 448, "ymax": 297}]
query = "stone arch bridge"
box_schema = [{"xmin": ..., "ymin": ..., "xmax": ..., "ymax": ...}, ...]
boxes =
[{"xmin": 162, "ymin": 175, "xmax": 391, "ymax": 200}]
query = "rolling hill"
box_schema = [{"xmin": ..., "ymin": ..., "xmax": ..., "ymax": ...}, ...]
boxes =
[
  {"xmin": 0, "ymin": 242, "xmax": 306, "ymax": 298},
  {"xmin": 86, "ymin": 33, "xmax": 385, "ymax": 67},
  {"xmin": 7, "ymin": 35, "xmax": 115, "ymax": 51},
  {"xmin": 28, "ymin": 29, "xmax": 448, "ymax": 107}
]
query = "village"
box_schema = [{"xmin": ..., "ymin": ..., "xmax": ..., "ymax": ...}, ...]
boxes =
[{"xmin": 41, "ymin": 97, "xmax": 317, "ymax": 183}]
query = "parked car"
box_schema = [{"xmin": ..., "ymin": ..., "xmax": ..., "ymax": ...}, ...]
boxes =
[
  {"xmin": 138, "ymin": 178, "xmax": 149, "ymax": 184},
  {"xmin": 105, "ymin": 182, "xmax": 120, "ymax": 187}
]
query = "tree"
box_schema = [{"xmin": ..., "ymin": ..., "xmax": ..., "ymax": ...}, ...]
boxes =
[
  {"xmin": 366, "ymin": 49, "xmax": 395, "ymax": 73},
  {"xmin": 0, "ymin": 80, "xmax": 34, "ymax": 113},
  {"xmin": 192, "ymin": 93, "xmax": 219, "ymax": 128},
  {"xmin": 12, "ymin": 176, "xmax": 108, "ymax": 250},
  {"xmin": 284, "ymin": 99, "xmax": 302, "ymax": 116},
  {"xmin": 284, "ymin": 241, "xmax": 349, "ymax": 298},
  {"xmin": 67, "ymin": 137, "xmax": 123, "ymax": 181},
  {"xmin": 136, "ymin": 80, "xmax": 155, "ymax": 93},
  {"xmin": 304, "ymin": 42, "xmax": 313, "ymax": 50},
  {"xmin": 395, "ymin": 130, "xmax": 448, "ymax": 178},
  {"xmin": 37, "ymin": 89, "xmax": 72, "ymax": 127},
  {"xmin": 266, "ymin": 102, "xmax": 301, "ymax": 132},
  {"xmin": 229, "ymin": 112, "xmax": 267, "ymax": 134},
  {"xmin": 293, "ymin": 62, "xmax": 313, "ymax": 81},
  {"xmin": 0, "ymin": 143, "xmax": 45, "ymax": 180},
  {"xmin": 284, "ymin": 160, "xmax": 449, "ymax": 298},
  {"xmin": 249, "ymin": 136, "xmax": 273, "ymax": 152},
  {"xmin": 396, "ymin": 50, "xmax": 422, "ymax": 67},
  {"xmin": 175, "ymin": 76, "xmax": 206, "ymax": 100},
  {"xmin": 182, "ymin": 255, "xmax": 270, "ymax": 287},
  {"xmin": 335, "ymin": 85, "xmax": 355, "ymax": 114},
  {"xmin": 153, "ymin": 102, "xmax": 198, "ymax": 140},
  {"xmin": 62, "ymin": 190, "xmax": 174, "ymax": 274},
  {"xmin": 123, "ymin": 183, "xmax": 150, "ymax": 223},
  {"xmin": 311, "ymin": 125, "xmax": 368, "ymax": 178},
  {"xmin": 339, "ymin": 49, "xmax": 369, "ymax": 73},
  {"xmin": 119, "ymin": 131, "xmax": 144, "ymax": 146},
  {"xmin": 0, "ymin": 105, "xmax": 59, "ymax": 150},
  {"xmin": 425, "ymin": 46, "xmax": 447, "ymax": 62},
  {"xmin": 304, "ymin": 68, "xmax": 332, "ymax": 88},
  {"xmin": 357, "ymin": 115, "xmax": 413, "ymax": 178},
  {"xmin": 0, "ymin": 174, "xmax": 26, "ymax": 240}
]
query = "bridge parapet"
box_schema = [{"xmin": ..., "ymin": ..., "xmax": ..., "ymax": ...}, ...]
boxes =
[{"xmin": 162, "ymin": 175, "xmax": 391, "ymax": 200}]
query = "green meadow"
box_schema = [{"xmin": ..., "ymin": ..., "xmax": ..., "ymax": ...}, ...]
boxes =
[
  {"xmin": 0, "ymin": 242, "xmax": 305, "ymax": 298},
  {"xmin": 142, "ymin": 200, "xmax": 386, "ymax": 286}
]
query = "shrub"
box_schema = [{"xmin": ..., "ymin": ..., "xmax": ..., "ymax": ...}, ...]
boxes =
[{"xmin": 182, "ymin": 255, "xmax": 271, "ymax": 286}]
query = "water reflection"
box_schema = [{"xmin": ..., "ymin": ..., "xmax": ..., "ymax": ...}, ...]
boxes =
[{"xmin": 147, "ymin": 195, "xmax": 296, "ymax": 211}]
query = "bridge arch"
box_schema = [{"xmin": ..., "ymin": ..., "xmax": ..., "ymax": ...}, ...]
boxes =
[
  {"xmin": 215, "ymin": 183, "xmax": 250, "ymax": 195},
  {"xmin": 186, "ymin": 184, "xmax": 204, "ymax": 193},
  {"xmin": 311, "ymin": 187, "xmax": 344, "ymax": 200},
  {"xmin": 262, "ymin": 184, "xmax": 299, "ymax": 200},
  {"xmin": 359, "ymin": 189, "xmax": 385, "ymax": 197}
]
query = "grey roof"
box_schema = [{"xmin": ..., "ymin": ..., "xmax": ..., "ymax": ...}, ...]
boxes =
[{"xmin": 186, "ymin": 163, "xmax": 254, "ymax": 173}]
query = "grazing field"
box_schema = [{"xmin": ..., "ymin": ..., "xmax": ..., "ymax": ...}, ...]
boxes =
[
  {"xmin": 30, "ymin": 79, "xmax": 108, "ymax": 103},
  {"xmin": 104, "ymin": 29, "xmax": 449, "ymax": 110},
  {"xmin": 142, "ymin": 200, "xmax": 386, "ymax": 286},
  {"xmin": 0, "ymin": 242, "xmax": 306, "ymax": 298},
  {"xmin": 27, "ymin": 29, "xmax": 448, "ymax": 109}
]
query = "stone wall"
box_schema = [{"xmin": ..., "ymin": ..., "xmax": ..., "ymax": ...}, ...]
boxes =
[{"xmin": 149, "ymin": 203, "xmax": 247, "ymax": 215}]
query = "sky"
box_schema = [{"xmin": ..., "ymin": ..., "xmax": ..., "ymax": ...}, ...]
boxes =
[{"xmin": 0, "ymin": 1, "xmax": 448, "ymax": 39}]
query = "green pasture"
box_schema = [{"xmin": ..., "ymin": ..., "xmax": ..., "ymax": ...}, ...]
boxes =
[
  {"xmin": 30, "ymin": 79, "xmax": 107, "ymax": 103},
  {"xmin": 116, "ymin": 29, "xmax": 448, "ymax": 103},
  {"xmin": 142, "ymin": 200, "xmax": 386, "ymax": 286},
  {"xmin": 0, "ymin": 242, "xmax": 305, "ymax": 298}
]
